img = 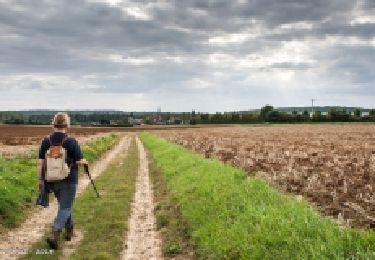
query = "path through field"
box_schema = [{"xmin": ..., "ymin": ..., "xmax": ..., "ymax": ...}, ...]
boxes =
[
  {"xmin": 0, "ymin": 136, "xmax": 131, "ymax": 260},
  {"xmin": 121, "ymin": 137, "xmax": 162, "ymax": 260}
]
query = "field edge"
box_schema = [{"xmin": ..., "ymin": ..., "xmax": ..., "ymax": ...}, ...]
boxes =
[{"xmin": 140, "ymin": 132, "xmax": 375, "ymax": 259}]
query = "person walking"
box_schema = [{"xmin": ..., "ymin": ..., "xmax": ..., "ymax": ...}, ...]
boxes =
[{"xmin": 37, "ymin": 112, "xmax": 87, "ymax": 249}]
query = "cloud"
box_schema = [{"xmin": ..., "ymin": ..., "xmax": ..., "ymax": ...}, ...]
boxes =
[{"xmin": 0, "ymin": 0, "xmax": 374, "ymax": 111}]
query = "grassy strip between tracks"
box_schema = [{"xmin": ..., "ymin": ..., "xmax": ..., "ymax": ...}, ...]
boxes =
[
  {"xmin": 0, "ymin": 134, "xmax": 119, "ymax": 229},
  {"xmin": 149, "ymin": 149, "xmax": 195, "ymax": 259},
  {"xmin": 23, "ymin": 137, "xmax": 138, "ymax": 260},
  {"xmin": 140, "ymin": 132, "xmax": 375, "ymax": 260}
]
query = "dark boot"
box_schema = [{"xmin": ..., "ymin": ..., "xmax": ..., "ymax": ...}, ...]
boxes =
[
  {"xmin": 46, "ymin": 229, "xmax": 61, "ymax": 250},
  {"xmin": 64, "ymin": 225, "xmax": 74, "ymax": 241}
]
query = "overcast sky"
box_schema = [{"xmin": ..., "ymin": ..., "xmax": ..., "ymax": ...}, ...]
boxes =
[{"xmin": 0, "ymin": 0, "xmax": 374, "ymax": 112}]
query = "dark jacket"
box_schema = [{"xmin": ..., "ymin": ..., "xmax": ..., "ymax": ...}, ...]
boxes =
[{"xmin": 36, "ymin": 181, "xmax": 52, "ymax": 207}]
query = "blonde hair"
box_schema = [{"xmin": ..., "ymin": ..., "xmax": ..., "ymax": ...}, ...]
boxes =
[{"xmin": 52, "ymin": 112, "xmax": 70, "ymax": 129}]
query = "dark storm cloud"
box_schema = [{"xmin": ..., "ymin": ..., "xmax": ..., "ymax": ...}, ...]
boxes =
[
  {"xmin": 0, "ymin": 0, "xmax": 204, "ymax": 74},
  {"xmin": 94, "ymin": 60, "xmax": 208, "ymax": 93},
  {"xmin": 156, "ymin": 0, "xmax": 354, "ymax": 31},
  {"xmin": 362, "ymin": 0, "xmax": 375, "ymax": 9}
]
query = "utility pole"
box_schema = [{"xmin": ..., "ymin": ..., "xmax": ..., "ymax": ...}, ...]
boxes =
[{"xmin": 311, "ymin": 99, "xmax": 316, "ymax": 117}]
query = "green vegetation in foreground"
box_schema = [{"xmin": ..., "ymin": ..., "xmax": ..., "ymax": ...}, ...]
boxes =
[
  {"xmin": 149, "ymin": 150, "xmax": 194, "ymax": 258},
  {"xmin": 0, "ymin": 134, "xmax": 119, "ymax": 228},
  {"xmin": 140, "ymin": 133, "xmax": 375, "ymax": 260},
  {"xmin": 23, "ymin": 137, "xmax": 138, "ymax": 260},
  {"xmin": 81, "ymin": 133, "xmax": 119, "ymax": 164}
]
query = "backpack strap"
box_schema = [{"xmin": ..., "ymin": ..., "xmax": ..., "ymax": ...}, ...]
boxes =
[
  {"xmin": 61, "ymin": 135, "xmax": 69, "ymax": 146},
  {"xmin": 61, "ymin": 135, "xmax": 74, "ymax": 168},
  {"xmin": 48, "ymin": 134, "xmax": 69, "ymax": 146},
  {"xmin": 45, "ymin": 136, "xmax": 52, "ymax": 146}
]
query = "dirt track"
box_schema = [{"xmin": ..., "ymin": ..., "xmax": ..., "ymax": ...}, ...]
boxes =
[
  {"xmin": 0, "ymin": 136, "xmax": 130, "ymax": 259},
  {"xmin": 121, "ymin": 137, "xmax": 162, "ymax": 260}
]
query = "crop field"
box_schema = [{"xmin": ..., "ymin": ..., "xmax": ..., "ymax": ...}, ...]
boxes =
[
  {"xmin": 0, "ymin": 124, "xmax": 222, "ymax": 156},
  {"xmin": 142, "ymin": 133, "xmax": 375, "ymax": 259},
  {"xmin": 1, "ymin": 126, "xmax": 374, "ymax": 259},
  {"xmin": 154, "ymin": 125, "xmax": 375, "ymax": 229},
  {"xmin": 0, "ymin": 124, "xmax": 217, "ymax": 141},
  {"xmin": 0, "ymin": 125, "xmax": 120, "ymax": 145},
  {"xmin": 0, "ymin": 125, "xmax": 124, "ymax": 156}
]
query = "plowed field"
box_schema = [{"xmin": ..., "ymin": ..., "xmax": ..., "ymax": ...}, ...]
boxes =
[
  {"xmin": 0, "ymin": 124, "xmax": 225, "ymax": 155},
  {"xmin": 154, "ymin": 125, "xmax": 375, "ymax": 229},
  {"xmin": 0, "ymin": 125, "xmax": 118, "ymax": 155}
]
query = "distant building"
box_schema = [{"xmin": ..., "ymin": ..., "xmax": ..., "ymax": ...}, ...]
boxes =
[
  {"xmin": 128, "ymin": 117, "xmax": 144, "ymax": 125},
  {"xmin": 167, "ymin": 116, "xmax": 183, "ymax": 125},
  {"xmin": 362, "ymin": 111, "xmax": 370, "ymax": 117}
]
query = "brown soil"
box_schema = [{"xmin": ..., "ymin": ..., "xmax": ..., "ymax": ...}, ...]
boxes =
[
  {"xmin": 0, "ymin": 124, "xmax": 228, "ymax": 156},
  {"xmin": 155, "ymin": 125, "xmax": 375, "ymax": 229},
  {"xmin": 0, "ymin": 133, "xmax": 113, "ymax": 156},
  {"xmin": 0, "ymin": 124, "xmax": 228, "ymax": 142}
]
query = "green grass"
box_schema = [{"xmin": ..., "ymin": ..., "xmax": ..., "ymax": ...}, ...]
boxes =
[
  {"xmin": 140, "ymin": 133, "xmax": 375, "ymax": 260},
  {"xmin": 23, "ymin": 137, "xmax": 138, "ymax": 260},
  {"xmin": 70, "ymin": 138, "xmax": 137, "ymax": 259},
  {"xmin": 0, "ymin": 153, "xmax": 37, "ymax": 227},
  {"xmin": 149, "ymin": 150, "xmax": 194, "ymax": 259},
  {"xmin": 0, "ymin": 134, "xmax": 119, "ymax": 229},
  {"xmin": 81, "ymin": 134, "xmax": 119, "ymax": 164}
]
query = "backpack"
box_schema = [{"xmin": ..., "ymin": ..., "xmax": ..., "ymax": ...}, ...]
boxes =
[{"xmin": 44, "ymin": 135, "xmax": 70, "ymax": 182}]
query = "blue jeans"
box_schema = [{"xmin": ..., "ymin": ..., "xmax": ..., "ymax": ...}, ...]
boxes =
[{"xmin": 51, "ymin": 182, "xmax": 77, "ymax": 230}]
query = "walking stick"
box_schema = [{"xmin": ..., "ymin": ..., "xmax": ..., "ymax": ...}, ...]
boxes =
[{"xmin": 84, "ymin": 164, "xmax": 100, "ymax": 198}]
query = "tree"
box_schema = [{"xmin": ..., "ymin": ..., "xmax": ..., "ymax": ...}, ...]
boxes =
[
  {"xmin": 312, "ymin": 111, "xmax": 326, "ymax": 122},
  {"xmin": 268, "ymin": 111, "xmax": 283, "ymax": 122},
  {"xmin": 99, "ymin": 119, "xmax": 110, "ymax": 125},
  {"xmin": 241, "ymin": 113, "xmax": 259, "ymax": 123},
  {"xmin": 329, "ymin": 109, "xmax": 351, "ymax": 122},
  {"xmin": 200, "ymin": 113, "xmax": 209, "ymax": 122},
  {"xmin": 231, "ymin": 113, "xmax": 240, "ymax": 123},
  {"xmin": 2, "ymin": 112, "xmax": 25, "ymax": 124},
  {"xmin": 210, "ymin": 112, "xmax": 224, "ymax": 124},
  {"xmin": 354, "ymin": 109, "xmax": 361, "ymax": 117},
  {"xmin": 301, "ymin": 110, "xmax": 310, "ymax": 122},
  {"xmin": 260, "ymin": 105, "xmax": 274, "ymax": 121},
  {"xmin": 191, "ymin": 110, "xmax": 196, "ymax": 118}
]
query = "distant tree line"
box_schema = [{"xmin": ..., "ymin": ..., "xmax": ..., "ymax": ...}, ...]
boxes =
[
  {"xmin": 256, "ymin": 106, "xmax": 375, "ymax": 123},
  {"xmin": 191, "ymin": 106, "xmax": 375, "ymax": 124},
  {"xmin": 1, "ymin": 107, "xmax": 375, "ymax": 126},
  {"xmin": 0, "ymin": 112, "xmax": 27, "ymax": 124},
  {"xmin": 0, "ymin": 112, "xmax": 131, "ymax": 126}
]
